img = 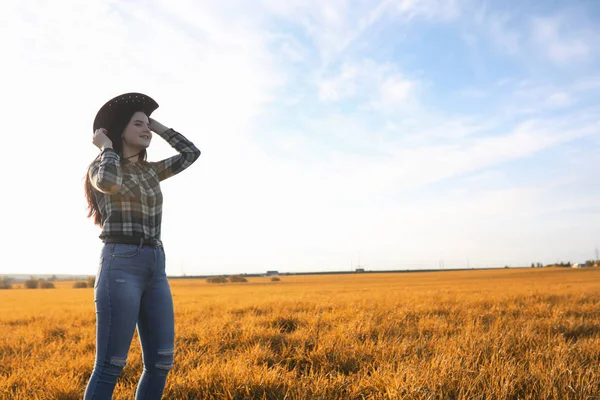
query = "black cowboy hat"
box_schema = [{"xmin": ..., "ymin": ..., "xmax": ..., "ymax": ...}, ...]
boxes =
[{"xmin": 93, "ymin": 92, "xmax": 159, "ymax": 132}]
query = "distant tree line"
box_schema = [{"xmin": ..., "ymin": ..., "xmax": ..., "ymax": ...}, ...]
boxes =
[
  {"xmin": 533, "ymin": 260, "xmax": 600, "ymax": 268},
  {"xmin": 24, "ymin": 277, "xmax": 55, "ymax": 289},
  {"xmin": 0, "ymin": 275, "xmax": 58, "ymax": 289},
  {"xmin": 530, "ymin": 262, "xmax": 571, "ymax": 268},
  {"xmin": 72, "ymin": 277, "xmax": 96, "ymax": 288},
  {"xmin": 530, "ymin": 263, "xmax": 544, "ymax": 268},
  {"xmin": 207, "ymin": 275, "xmax": 248, "ymax": 284},
  {"xmin": 0, "ymin": 276, "xmax": 13, "ymax": 289},
  {"xmin": 205, "ymin": 275, "xmax": 280, "ymax": 284}
]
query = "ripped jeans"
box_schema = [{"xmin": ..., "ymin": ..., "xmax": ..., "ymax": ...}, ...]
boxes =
[{"xmin": 84, "ymin": 243, "xmax": 175, "ymax": 400}]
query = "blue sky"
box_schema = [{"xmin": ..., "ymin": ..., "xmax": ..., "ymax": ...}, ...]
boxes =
[{"xmin": 0, "ymin": 0, "xmax": 598, "ymax": 276}]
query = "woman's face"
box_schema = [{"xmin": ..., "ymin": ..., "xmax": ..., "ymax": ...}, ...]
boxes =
[{"xmin": 122, "ymin": 111, "xmax": 152, "ymax": 149}]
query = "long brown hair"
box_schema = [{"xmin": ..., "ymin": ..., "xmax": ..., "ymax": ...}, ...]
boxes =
[{"xmin": 84, "ymin": 109, "xmax": 148, "ymax": 226}]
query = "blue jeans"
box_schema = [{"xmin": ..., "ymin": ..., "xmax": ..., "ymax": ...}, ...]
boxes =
[{"xmin": 84, "ymin": 243, "xmax": 175, "ymax": 400}]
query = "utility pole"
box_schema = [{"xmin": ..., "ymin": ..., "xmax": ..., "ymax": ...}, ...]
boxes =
[{"xmin": 596, "ymin": 247, "xmax": 599, "ymax": 261}]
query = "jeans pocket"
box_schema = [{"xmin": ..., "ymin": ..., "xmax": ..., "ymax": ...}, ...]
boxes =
[{"xmin": 112, "ymin": 244, "xmax": 142, "ymax": 258}]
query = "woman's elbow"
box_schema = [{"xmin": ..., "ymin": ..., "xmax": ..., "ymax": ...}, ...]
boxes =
[
  {"xmin": 187, "ymin": 148, "xmax": 201, "ymax": 163},
  {"xmin": 193, "ymin": 147, "xmax": 201, "ymax": 159},
  {"xmin": 94, "ymin": 178, "xmax": 122, "ymax": 194}
]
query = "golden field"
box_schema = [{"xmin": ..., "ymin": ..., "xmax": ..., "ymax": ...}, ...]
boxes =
[{"xmin": 1, "ymin": 267, "xmax": 599, "ymax": 400}]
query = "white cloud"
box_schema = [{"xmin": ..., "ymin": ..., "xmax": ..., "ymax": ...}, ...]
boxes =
[
  {"xmin": 531, "ymin": 16, "xmax": 591, "ymax": 64},
  {"xmin": 379, "ymin": 76, "xmax": 415, "ymax": 106},
  {"xmin": 397, "ymin": 0, "xmax": 461, "ymax": 21},
  {"xmin": 573, "ymin": 76, "xmax": 600, "ymax": 92},
  {"xmin": 280, "ymin": 40, "xmax": 306, "ymax": 63},
  {"xmin": 476, "ymin": 9, "xmax": 598, "ymax": 68},
  {"xmin": 260, "ymin": 0, "xmax": 462, "ymax": 64},
  {"xmin": 504, "ymin": 81, "xmax": 587, "ymax": 117},
  {"xmin": 546, "ymin": 92, "xmax": 574, "ymax": 109},
  {"xmin": 259, "ymin": 0, "xmax": 360, "ymax": 62},
  {"xmin": 315, "ymin": 60, "xmax": 419, "ymax": 110},
  {"xmin": 318, "ymin": 65, "xmax": 358, "ymax": 101},
  {"xmin": 262, "ymin": 109, "xmax": 598, "ymax": 214},
  {"xmin": 486, "ymin": 14, "xmax": 521, "ymax": 55},
  {"xmin": 408, "ymin": 116, "xmax": 492, "ymax": 141}
]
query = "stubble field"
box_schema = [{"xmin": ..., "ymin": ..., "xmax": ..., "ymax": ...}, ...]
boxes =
[{"xmin": 1, "ymin": 267, "xmax": 599, "ymax": 399}]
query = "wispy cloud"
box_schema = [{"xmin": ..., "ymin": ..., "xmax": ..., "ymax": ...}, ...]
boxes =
[
  {"xmin": 531, "ymin": 16, "xmax": 592, "ymax": 64},
  {"xmin": 379, "ymin": 75, "xmax": 415, "ymax": 107},
  {"xmin": 397, "ymin": 0, "xmax": 462, "ymax": 21},
  {"xmin": 314, "ymin": 59, "xmax": 421, "ymax": 114},
  {"xmin": 474, "ymin": 5, "xmax": 600, "ymax": 68},
  {"xmin": 318, "ymin": 65, "xmax": 359, "ymax": 101},
  {"xmin": 260, "ymin": 0, "xmax": 463, "ymax": 65},
  {"xmin": 480, "ymin": 12, "xmax": 521, "ymax": 55}
]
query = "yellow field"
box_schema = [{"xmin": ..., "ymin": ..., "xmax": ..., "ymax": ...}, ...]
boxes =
[{"xmin": 1, "ymin": 268, "xmax": 599, "ymax": 399}]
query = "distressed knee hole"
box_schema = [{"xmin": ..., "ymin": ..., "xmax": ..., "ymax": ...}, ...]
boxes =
[
  {"xmin": 109, "ymin": 356, "xmax": 127, "ymax": 368},
  {"xmin": 155, "ymin": 348, "xmax": 174, "ymax": 372},
  {"xmin": 157, "ymin": 348, "xmax": 174, "ymax": 356},
  {"xmin": 155, "ymin": 362, "xmax": 174, "ymax": 371}
]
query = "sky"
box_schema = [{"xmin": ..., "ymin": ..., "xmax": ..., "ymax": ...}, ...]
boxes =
[{"xmin": 0, "ymin": 0, "xmax": 599, "ymax": 277}]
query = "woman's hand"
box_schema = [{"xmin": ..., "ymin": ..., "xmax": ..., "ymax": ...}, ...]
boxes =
[
  {"xmin": 149, "ymin": 118, "xmax": 169, "ymax": 135},
  {"xmin": 93, "ymin": 128, "xmax": 113, "ymax": 150}
]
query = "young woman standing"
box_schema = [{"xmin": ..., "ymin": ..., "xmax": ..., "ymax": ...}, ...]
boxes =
[{"xmin": 83, "ymin": 92, "xmax": 200, "ymax": 399}]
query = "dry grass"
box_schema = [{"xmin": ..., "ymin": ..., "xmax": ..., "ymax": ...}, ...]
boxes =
[{"xmin": 1, "ymin": 268, "xmax": 600, "ymax": 399}]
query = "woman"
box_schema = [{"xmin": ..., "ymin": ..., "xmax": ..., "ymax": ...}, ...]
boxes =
[{"xmin": 83, "ymin": 92, "xmax": 201, "ymax": 399}]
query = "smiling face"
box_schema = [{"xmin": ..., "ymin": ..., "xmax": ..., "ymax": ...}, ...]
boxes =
[{"xmin": 122, "ymin": 111, "xmax": 152, "ymax": 150}]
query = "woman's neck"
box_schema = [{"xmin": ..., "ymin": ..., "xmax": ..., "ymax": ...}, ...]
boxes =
[{"xmin": 122, "ymin": 144, "xmax": 142, "ymax": 163}]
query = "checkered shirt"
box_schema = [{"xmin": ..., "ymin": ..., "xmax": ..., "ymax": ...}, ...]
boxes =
[{"xmin": 88, "ymin": 128, "xmax": 201, "ymax": 240}]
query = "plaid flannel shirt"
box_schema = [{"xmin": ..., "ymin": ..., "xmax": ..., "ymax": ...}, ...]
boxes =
[{"xmin": 89, "ymin": 128, "xmax": 201, "ymax": 240}]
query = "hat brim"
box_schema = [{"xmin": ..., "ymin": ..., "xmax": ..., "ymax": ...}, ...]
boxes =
[{"xmin": 93, "ymin": 92, "xmax": 159, "ymax": 132}]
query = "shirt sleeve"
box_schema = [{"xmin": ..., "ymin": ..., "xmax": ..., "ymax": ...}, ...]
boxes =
[
  {"xmin": 148, "ymin": 128, "xmax": 201, "ymax": 181},
  {"xmin": 88, "ymin": 148, "xmax": 123, "ymax": 194}
]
